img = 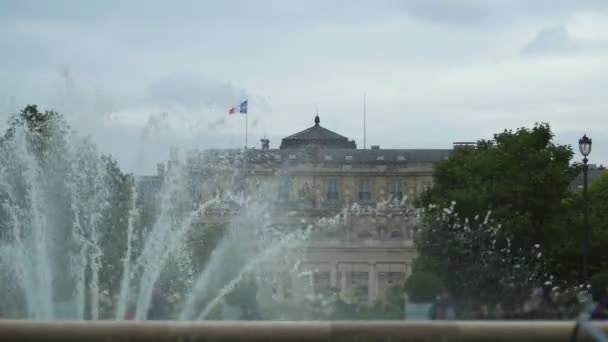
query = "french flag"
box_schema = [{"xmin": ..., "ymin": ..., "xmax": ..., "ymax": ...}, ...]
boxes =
[{"xmin": 228, "ymin": 100, "xmax": 247, "ymax": 115}]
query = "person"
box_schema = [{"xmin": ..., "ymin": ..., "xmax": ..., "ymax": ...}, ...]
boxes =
[
  {"xmin": 240, "ymin": 278, "xmax": 261, "ymax": 320},
  {"xmin": 493, "ymin": 303, "xmax": 505, "ymax": 320},
  {"xmin": 126, "ymin": 304, "xmax": 137, "ymax": 320},
  {"xmin": 591, "ymin": 286, "xmax": 608, "ymax": 320},
  {"xmin": 429, "ymin": 291, "xmax": 456, "ymax": 320},
  {"xmin": 522, "ymin": 288, "xmax": 543, "ymax": 319},
  {"xmin": 147, "ymin": 288, "xmax": 169, "ymax": 320},
  {"xmin": 428, "ymin": 296, "xmax": 439, "ymax": 320},
  {"xmin": 478, "ymin": 304, "xmax": 490, "ymax": 320}
]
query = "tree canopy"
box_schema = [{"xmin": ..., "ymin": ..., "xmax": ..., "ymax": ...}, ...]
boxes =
[
  {"xmin": 403, "ymin": 271, "xmax": 443, "ymax": 303},
  {"xmin": 415, "ymin": 123, "xmax": 578, "ymax": 305},
  {"xmin": 545, "ymin": 171, "xmax": 608, "ymax": 283}
]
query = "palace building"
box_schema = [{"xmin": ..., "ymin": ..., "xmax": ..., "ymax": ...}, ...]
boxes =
[{"xmin": 141, "ymin": 115, "xmax": 453, "ymax": 304}]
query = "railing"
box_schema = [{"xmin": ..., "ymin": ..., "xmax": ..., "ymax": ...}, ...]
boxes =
[
  {"xmin": 0, "ymin": 320, "xmax": 606, "ymax": 341},
  {"xmin": 390, "ymin": 191, "xmax": 403, "ymax": 201},
  {"xmin": 324, "ymin": 199, "xmax": 342, "ymax": 210}
]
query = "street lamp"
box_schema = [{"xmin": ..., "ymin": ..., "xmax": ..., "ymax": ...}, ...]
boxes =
[{"xmin": 578, "ymin": 134, "xmax": 592, "ymax": 283}]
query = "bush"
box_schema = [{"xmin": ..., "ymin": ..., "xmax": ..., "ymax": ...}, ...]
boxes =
[
  {"xmin": 590, "ymin": 271, "xmax": 608, "ymax": 301},
  {"xmin": 404, "ymin": 271, "xmax": 443, "ymax": 303}
]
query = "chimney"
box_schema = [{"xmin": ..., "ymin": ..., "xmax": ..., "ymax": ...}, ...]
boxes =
[
  {"xmin": 170, "ymin": 147, "xmax": 179, "ymax": 163},
  {"xmin": 453, "ymin": 142, "xmax": 477, "ymax": 149},
  {"xmin": 261, "ymin": 137, "xmax": 270, "ymax": 150},
  {"xmin": 168, "ymin": 147, "xmax": 179, "ymax": 170},
  {"xmin": 157, "ymin": 163, "xmax": 165, "ymax": 177}
]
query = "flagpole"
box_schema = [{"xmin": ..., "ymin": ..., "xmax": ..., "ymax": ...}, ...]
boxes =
[
  {"xmin": 363, "ymin": 92, "xmax": 367, "ymax": 150},
  {"xmin": 245, "ymin": 111, "xmax": 248, "ymax": 149}
]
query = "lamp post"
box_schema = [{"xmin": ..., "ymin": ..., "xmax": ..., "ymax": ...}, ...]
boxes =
[{"xmin": 578, "ymin": 134, "xmax": 592, "ymax": 283}]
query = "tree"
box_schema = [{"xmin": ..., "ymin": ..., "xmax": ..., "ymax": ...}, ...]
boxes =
[
  {"xmin": 1, "ymin": 105, "xmax": 75, "ymax": 299},
  {"xmin": 97, "ymin": 155, "xmax": 135, "ymax": 307},
  {"xmin": 422, "ymin": 123, "xmax": 576, "ymax": 246},
  {"xmin": 416, "ymin": 123, "xmax": 576, "ymax": 304},
  {"xmin": 404, "ymin": 271, "xmax": 443, "ymax": 303},
  {"xmin": 0, "ymin": 105, "xmax": 136, "ymax": 318},
  {"xmin": 3, "ymin": 104, "xmax": 68, "ymax": 158},
  {"xmin": 591, "ymin": 272, "xmax": 608, "ymax": 301},
  {"xmin": 546, "ymin": 172, "xmax": 608, "ymax": 284},
  {"xmin": 415, "ymin": 203, "xmax": 547, "ymax": 305}
]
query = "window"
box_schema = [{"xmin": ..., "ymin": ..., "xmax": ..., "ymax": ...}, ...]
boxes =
[
  {"xmin": 278, "ymin": 176, "xmax": 290, "ymax": 200},
  {"xmin": 326, "ymin": 178, "xmax": 339, "ymax": 200},
  {"xmin": 313, "ymin": 272, "xmax": 330, "ymax": 293},
  {"xmin": 350, "ymin": 272, "xmax": 369, "ymax": 302},
  {"xmin": 389, "ymin": 230, "xmax": 403, "ymax": 239},
  {"xmin": 359, "ymin": 179, "xmax": 371, "ymax": 201},
  {"xmin": 390, "ymin": 179, "xmax": 402, "ymax": 201},
  {"xmin": 385, "ymin": 272, "xmax": 405, "ymax": 286}
]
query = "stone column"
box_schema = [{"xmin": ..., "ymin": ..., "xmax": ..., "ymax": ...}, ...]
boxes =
[
  {"xmin": 330, "ymin": 262, "xmax": 338, "ymax": 288},
  {"xmin": 340, "ymin": 269, "xmax": 347, "ymax": 295},
  {"xmin": 368, "ymin": 262, "xmax": 377, "ymax": 303},
  {"xmin": 309, "ymin": 269, "xmax": 316, "ymax": 297}
]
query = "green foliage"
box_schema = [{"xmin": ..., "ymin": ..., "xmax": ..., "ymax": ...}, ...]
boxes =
[
  {"xmin": 188, "ymin": 223, "xmax": 228, "ymax": 271},
  {"xmin": 1, "ymin": 105, "xmax": 140, "ymax": 316},
  {"xmin": 416, "ymin": 204, "xmax": 548, "ymax": 304},
  {"xmin": 545, "ymin": 172, "xmax": 608, "ymax": 285},
  {"xmin": 385, "ymin": 285, "xmax": 405, "ymax": 305},
  {"xmin": 98, "ymin": 155, "xmax": 135, "ymax": 299},
  {"xmin": 224, "ymin": 279, "xmax": 261, "ymax": 319},
  {"xmin": 404, "ymin": 271, "xmax": 443, "ymax": 303},
  {"xmin": 6, "ymin": 104, "xmax": 60, "ymax": 136},
  {"xmin": 205, "ymin": 303, "xmax": 223, "ymax": 320},
  {"xmin": 591, "ymin": 272, "xmax": 608, "ymax": 301},
  {"xmin": 2, "ymin": 105, "xmax": 76, "ymax": 297},
  {"xmin": 416, "ymin": 123, "xmax": 575, "ymax": 303},
  {"xmin": 4, "ymin": 105, "xmax": 68, "ymax": 158},
  {"xmin": 422, "ymin": 123, "xmax": 576, "ymax": 246}
]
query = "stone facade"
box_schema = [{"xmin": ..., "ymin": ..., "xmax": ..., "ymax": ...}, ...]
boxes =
[
  {"xmin": 142, "ymin": 116, "xmax": 453, "ymax": 304},
  {"xmin": 569, "ymin": 164, "xmax": 607, "ymax": 192}
]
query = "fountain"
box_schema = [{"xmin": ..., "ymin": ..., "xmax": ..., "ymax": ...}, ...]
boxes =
[
  {"xmin": 2, "ymin": 109, "xmax": 608, "ymax": 342},
  {"xmin": 0, "ymin": 110, "xmax": 310, "ymax": 320}
]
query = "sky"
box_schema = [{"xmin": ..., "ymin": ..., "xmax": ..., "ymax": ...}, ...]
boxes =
[{"xmin": 2, "ymin": 0, "xmax": 608, "ymax": 174}]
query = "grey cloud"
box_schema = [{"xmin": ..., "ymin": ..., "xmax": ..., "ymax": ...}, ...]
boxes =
[
  {"xmin": 400, "ymin": 0, "xmax": 496, "ymax": 26},
  {"xmin": 147, "ymin": 72, "xmax": 247, "ymax": 110},
  {"xmin": 521, "ymin": 25, "xmax": 608, "ymax": 55},
  {"xmin": 93, "ymin": 87, "xmax": 117, "ymax": 117},
  {"xmin": 4, "ymin": 0, "xmax": 608, "ymax": 173},
  {"xmin": 398, "ymin": 0, "xmax": 608, "ymax": 27},
  {"xmin": 522, "ymin": 26, "xmax": 580, "ymax": 55},
  {"xmin": 207, "ymin": 118, "xmax": 226, "ymax": 130},
  {"xmin": 141, "ymin": 112, "xmax": 170, "ymax": 142}
]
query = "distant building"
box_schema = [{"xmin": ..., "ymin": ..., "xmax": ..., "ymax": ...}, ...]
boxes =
[
  {"xmin": 569, "ymin": 164, "xmax": 607, "ymax": 192},
  {"xmin": 142, "ymin": 115, "xmax": 453, "ymax": 304}
]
